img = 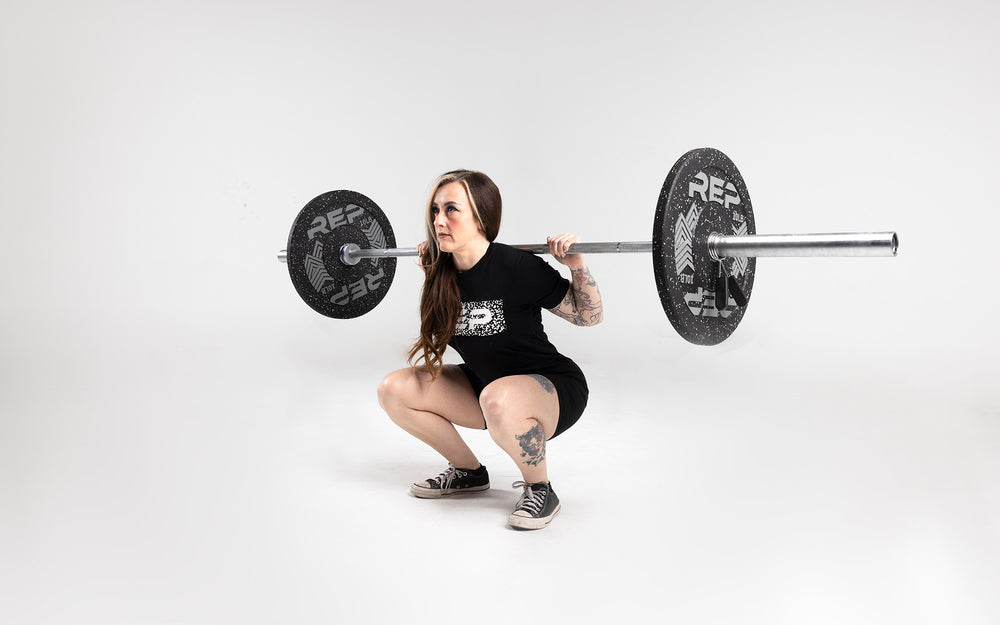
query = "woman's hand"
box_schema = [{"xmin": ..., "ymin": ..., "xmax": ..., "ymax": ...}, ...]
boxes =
[
  {"xmin": 416, "ymin": 241, "xmax": 431, "ymax": 274},
  {"xmin": 547, "ymin": 233, "xmax": 586, "ymax": 270}
]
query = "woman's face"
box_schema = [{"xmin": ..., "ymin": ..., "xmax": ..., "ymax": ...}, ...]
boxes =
[{"xmin": 431, "ymin": 181, "xmax": 486, "ymax": 254}]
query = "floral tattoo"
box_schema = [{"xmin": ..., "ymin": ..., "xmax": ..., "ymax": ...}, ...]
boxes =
[{"xmin": 515, "ymin": 423, "xmax": 546, "ymax": 467}]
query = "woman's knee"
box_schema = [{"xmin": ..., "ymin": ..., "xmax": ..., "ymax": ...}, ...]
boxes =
[
  {"xmin": 480, "ymin": 382, "xmax": 516, "ymax": 430},
  {"xmin": 480, "ymin": 378, "xmax": 559, "ymax": 437},
  {"xmin": 376, "ymin": 368, "xmax": 416, "ymax": 411}
]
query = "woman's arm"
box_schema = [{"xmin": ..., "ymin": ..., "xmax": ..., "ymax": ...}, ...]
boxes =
[{"xmin": 545, "ymin": 234, "xmax": 604, "ymax": 327}]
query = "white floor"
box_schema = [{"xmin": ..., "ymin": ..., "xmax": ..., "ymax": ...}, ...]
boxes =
[{"xmin": 2, "ymin": 309, "xmax": 997, "ymax": 624}]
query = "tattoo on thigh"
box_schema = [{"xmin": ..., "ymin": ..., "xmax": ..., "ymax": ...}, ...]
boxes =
[
  {"xmin": 516, "ymin": 424, "xmax": 546, "ymax": 467},
  {"xmin": 529, "ymin": 374, "xmax": 555, "ymax": 394}
]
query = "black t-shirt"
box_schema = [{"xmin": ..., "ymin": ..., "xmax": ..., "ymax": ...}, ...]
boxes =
[{"xmin": 450, "ymin": 242, "xmax": 585, "ymax": 386}]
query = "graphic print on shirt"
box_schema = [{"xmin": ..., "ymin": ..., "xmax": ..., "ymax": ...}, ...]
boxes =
[{"xmin": 454, "ymin": 300, "xmax": 506, "ymax": 337}]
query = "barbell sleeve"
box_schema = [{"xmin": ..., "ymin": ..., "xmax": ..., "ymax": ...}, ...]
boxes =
[
  {"xmin": 707, "ymin": 232, "xmax": 898, "ymax": 259},
  {"xmin": 276, "ymin": 231, "xmax": 898, "ymax": 265}
]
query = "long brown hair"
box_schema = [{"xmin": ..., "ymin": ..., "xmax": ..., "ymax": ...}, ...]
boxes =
[{"xmin": 408, "ymin": 170, "xmax": 502, "ymax": 378}]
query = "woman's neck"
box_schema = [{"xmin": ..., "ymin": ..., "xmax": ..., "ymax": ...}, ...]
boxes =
[{"xmin": 451, "ymin": 238, "xmax": 490, "ymax": 272}]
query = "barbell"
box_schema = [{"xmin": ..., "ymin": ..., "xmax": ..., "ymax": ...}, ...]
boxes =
[{"xmin": 277, "ymin": 147, "xmax": 898, "ymax": 345}]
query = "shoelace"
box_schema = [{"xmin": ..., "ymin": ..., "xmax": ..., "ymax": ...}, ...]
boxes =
[
  {"xmin": 431, "ymin": 465, "xmax": 467, "ymax": 489},
  {"xmin": 511, "ymin": 481, "xmax": 546, "ymax": 515}
]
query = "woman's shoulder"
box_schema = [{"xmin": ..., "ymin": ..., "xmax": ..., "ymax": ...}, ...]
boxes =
[
  {"xmin": 491, "ymin": 242, "xmax": 536, "ymax": 262},
  {"xmin": 489, "ymin": 242, "xmax": 559, "ymax": 277}
]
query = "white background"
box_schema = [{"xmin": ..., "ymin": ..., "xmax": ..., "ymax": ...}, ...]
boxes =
[{"xmin": 2, "ymin": 1, "xmax": 998, "ymax": 623}]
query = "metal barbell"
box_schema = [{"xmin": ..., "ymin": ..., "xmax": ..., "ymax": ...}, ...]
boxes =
[{"xmin": 277, "ymin": 148, "xmax": 898, "ymax": 344}]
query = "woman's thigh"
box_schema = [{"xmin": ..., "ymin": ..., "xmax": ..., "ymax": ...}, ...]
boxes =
[
  {"xmin": 480, "ymin": 374, "xmax": 561, "ymax": 440},
  {"xmin": 379, "ymin": 364, "xmax": 486, "ymax": 430}
]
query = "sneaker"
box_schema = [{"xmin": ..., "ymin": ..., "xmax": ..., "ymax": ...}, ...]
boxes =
[
  {"xmin": 410, "ymin": 464, "xmax": 490, "ymax": 498},
  {"xmin": 508, "ymin": 481, "xmax": 561, "ymax": 529}
]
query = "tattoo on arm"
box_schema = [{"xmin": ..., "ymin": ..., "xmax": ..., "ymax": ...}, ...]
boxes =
[
  {"xmin": 548, "ymin": 266, "xmax": 604, "ymax": 326},
  {"xmin": 515, "ymin": 423, "xmax": 546, "ymax": 467},
  {"xmin": 570, "ymin": 266, "xmax": 598, "ymax": 288},
  {"xmin": 529, "ymin": 374, "xmax": 555, "ymax": 394}
]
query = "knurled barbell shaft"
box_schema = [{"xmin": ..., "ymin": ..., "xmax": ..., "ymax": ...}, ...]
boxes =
[
  {"xmin": 275, "ymin": 232, "xmax": 897, "ymax": 264},
  {"xmin": 343, "ymin": 241, "xmax": 654, "ymax": 263}
]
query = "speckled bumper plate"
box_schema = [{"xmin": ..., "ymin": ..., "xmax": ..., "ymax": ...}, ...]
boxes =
[
  {"xmin": 652, "ymin": 148, "xmax": 756, "ymax": 345},
  {"xmin": 285, "ymin": 190, "xmax": 397, "ymax": 318}
]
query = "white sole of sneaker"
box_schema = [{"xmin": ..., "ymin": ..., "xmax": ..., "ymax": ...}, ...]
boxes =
[
  {"xmin": 410, "ymin": 483, "xmax": 490, "ymax": 498},
  {"xmin": 508, "ymin": 502, "xmax": 562, "ymax": 530}
]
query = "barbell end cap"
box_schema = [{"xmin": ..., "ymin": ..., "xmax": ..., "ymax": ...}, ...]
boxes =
[
  {"xmin": 339, "ymin": 243, "xmax": 362, "ymax": 266},
  {"xmin": 278, "ymin": 249, "xmax": 287, "ymax": 263}
]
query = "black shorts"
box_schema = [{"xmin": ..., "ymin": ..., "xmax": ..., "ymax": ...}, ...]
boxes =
[{"xmin": 457, "ymin": 364, "xmax": 588, "ymax": 439}]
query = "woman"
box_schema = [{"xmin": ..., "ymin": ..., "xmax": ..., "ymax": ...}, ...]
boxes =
[{"xmin": 376, "ymin": 170, "xmax": 603, "ymax": 530}]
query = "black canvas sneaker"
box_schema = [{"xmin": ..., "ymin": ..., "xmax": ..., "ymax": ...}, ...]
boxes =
[
  {"xmin": 508, "ymin": 481, "xmax": 561, "ymax": 529},
  {"xmin": 410, "ymin": 464, "xmax": 490, "ymax": 498}
]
